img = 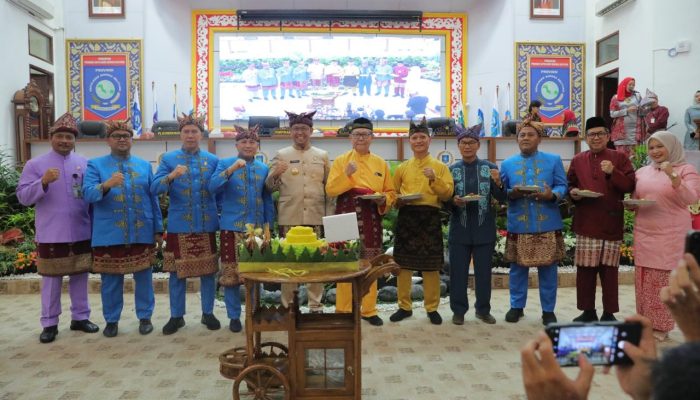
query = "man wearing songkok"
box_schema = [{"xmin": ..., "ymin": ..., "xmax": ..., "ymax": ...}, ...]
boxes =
[
  {"xmin": 210, "ymin": 125, "xmax": 274, "ymax": 332},
  {"xmin": 16, "ymin": 112, "xmax": 99, "ymax": 343},
  {"xmin": 447, "ymin": 123, "xmax": 506, "ymax": 326},
  {"xmin": 83, "ymin": 119, "xmax": 163, "ymax": 338},
  {"xmin": 389, "ymin": 118, "xmax": 454, "ymax": 325},
  {"xmin": 326, "ymin": 117, "xmax": 396, "ymax": 326},
  {"xmin": 500, "ymin": 118, "xmax": 567, "ymax": 326},
  {"xmin": 643, "ymin": 90, "xmax": 669, "ymax": 138},
  {"xmin": 265, "ymin": 110, "xmax": 330, "ymax": 313},
  {"xmin": 568, "ymin": 116, "xmax": 635, "ymax": 322},
  {"xmin": 151, "ymin": 112, "xmax": 221, "ymax": 335}
]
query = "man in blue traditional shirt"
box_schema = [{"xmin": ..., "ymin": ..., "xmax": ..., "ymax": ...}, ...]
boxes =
[
  {"xmin": 210, "ymin": 125, "xmax": 275, "ymax": 332},
  {"xmin": 500, "ymin": 118, "xmax": 567, "ymax": 326},
  {"xmin": 448, "ymin": 123, "xmax": 506, "ymax": 326},
  {"xmin": 151, "ymin": 112, "xmax": 221, "ymax": 335},
  {"xmin": 83, "ymin": 120, "xmax": 163, "ymax": 338}
]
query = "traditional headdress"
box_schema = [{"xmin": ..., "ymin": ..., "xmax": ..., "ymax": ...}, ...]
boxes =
[
  {"xmin": 646, "ymin": 89, "xmax": 658, "ymax": 101},
  {"xmin": 518, "ymin": 117, "xmax": 545, "ymax": 137},
  {"xmin": 285, "ymin": 110, "xmax": 316, "ymax": 127},
  {"xmin": 349, "ymin": 117, "xmax": 373, "ymax": 132},
  {"xmin": 177, "ymin": 112, "xmax": 206, "ymax": 132},
  {"xmin": 455, "ymin": 123, "xmax": 482, "ymax": 142},
  {"xmin": 584, "ymin": 116, "xmax": 607, "ymax": 132},
  {"xmin": 49, "ymin": 112, "xmax": 79, "ymax": 136},
  {"xmin": 408, "ymin": 117, "xmax": 431, "ymax": 136},
  {"xmin": 234, "ymin": 125, "xmax": 260, "ymax": 142},
  {"xmin": 105, "ymin": 119, "xmax": 134, "ymax": 137}
]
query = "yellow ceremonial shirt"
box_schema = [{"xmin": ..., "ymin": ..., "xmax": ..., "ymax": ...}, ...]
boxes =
[
  {"xmin": 326, "ymin": 149, "xmax": 396, "ymax": 214},
  {"xmin": 393, "ymin": 154, "xmax": 454, "ymax": 208}
]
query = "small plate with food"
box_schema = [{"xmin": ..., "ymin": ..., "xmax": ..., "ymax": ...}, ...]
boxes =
[
  {"xmin": 513, "ymin": 185, "xmax": 541, "ymax": 193},
  {"xmin": 358, "ymin": 193, "xmax": 385, "ymax": 200},
  {"xmin": 398, "ymin": 193, "xmax": 423, "ymax": 201},
  {"xmin": 622, "ymin": 199, "xmax": 656, "ymax": 206},
  {"xmin": 461, "ymin": 194, "xmax": 483, "ymax": 202},
  {"xmin": 576, "ymin": 189, "xmax": 603, "ymax": 198}
]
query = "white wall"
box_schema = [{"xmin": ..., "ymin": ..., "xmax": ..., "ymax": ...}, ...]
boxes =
[
  {"xmin": 0, "ymin": 0, "xmax": 63, "ymax": 161},
  {"xmin": 585, "ymin": 0, "xmax": 700, "ymax": 140}
]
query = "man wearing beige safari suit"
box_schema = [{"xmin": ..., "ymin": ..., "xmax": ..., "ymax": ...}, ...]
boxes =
[{"xmin": 265, "ymin": 110, "xmax": 331, "ymax": 312}]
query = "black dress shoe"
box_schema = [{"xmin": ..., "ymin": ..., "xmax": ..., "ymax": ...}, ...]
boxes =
[
  {"xmin": 103, "ymin": 322, "xmax": 118, "ymax": 338},
  {"xmin": 542, "ymin": 311, "xmax": 558, "ymax": 326},
  {"xmin": 452, "ymin": 314, "xmax": 465, "ymax": 325},
  {"xmin": 201, "ymin": 314, "xmax": 221, "ymax": 330},
  {"xmin": 427, "ymin": 311, "xmax": 443, "ymax": 325},
  {"xmin": 229, "ymin": 319, "xmax": 242, "ymax": 333},
  {"xmin": 573, "ymin": 310, "xmax": 598, "ymax": 322},
  {"xmin": 361, "ymin": 315, "xmax": 384, "ymax": 326},
  {"xmin": 162, "ymin": 317, "xmax": 185, "ymax": 335},
  {"xmin": 70, "ymin": 319, "xmax": 99, "ymax": 333},
  {"xmin": 600, "ymin": 312, "xmax": 617, "ymax": 321},
  {"xmin": 39, "ymin": 326, "xmax": 58, "ymax": 343},
  {"xmin": 139, "ymin": 319, "xmax": 154, "ymax": 335},
  {"xmin": 505, "ymin": 308, "xmax": 524, "ymax": 323},
  {"xmin": 389, "ymin": 308, "xmax": 413, "ymax": 322}
]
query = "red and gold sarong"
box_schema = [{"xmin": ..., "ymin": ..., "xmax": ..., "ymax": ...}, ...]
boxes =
[
  {"xmin": 336, "ymin": 188, "xmax": 383, "ymax": 259},
  {"xmin": 92, "ymin": 244, "xmax": 155, "ymax": 274},
  {"xmin": 35, "ymin": 240, "xmax": 92, "ymax": 276},
  {"xmin": 162, "ymin": 232, "xmax": 218, "ymax": 278}
]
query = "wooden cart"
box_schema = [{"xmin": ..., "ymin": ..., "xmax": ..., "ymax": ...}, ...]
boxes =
[{"xmin": 219, "ymin": 254, "xmax": 399, "ymax": 400}]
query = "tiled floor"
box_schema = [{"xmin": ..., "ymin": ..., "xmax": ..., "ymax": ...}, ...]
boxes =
[{"xmin": 0, "ymin": 285, "xmax": 682, "ymax": 400}]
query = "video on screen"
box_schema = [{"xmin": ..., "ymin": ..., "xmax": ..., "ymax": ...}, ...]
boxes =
[
  {"xmin": 218, "ymin": 34, "xmax": 444, "ymax": 124},
  {"xmin": 555, "ymin": 326, "xmax": 616, "ymax": 366}
]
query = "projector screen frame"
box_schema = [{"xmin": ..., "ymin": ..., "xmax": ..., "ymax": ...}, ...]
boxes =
[{"xmin": 192, "ymin": 10, "xmax": 467, "ymax": 132}]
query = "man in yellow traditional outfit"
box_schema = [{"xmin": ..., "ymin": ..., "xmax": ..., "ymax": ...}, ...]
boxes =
[
  {"xmin": 390, "ymin": 118, "xmax": 454, "ymax": 325},
  {"xmin": 326, "ymin": 117, "xmax": 396, "ymax": 326}
]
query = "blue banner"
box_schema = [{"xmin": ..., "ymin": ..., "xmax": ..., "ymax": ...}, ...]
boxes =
[
  {"xmin": 82, "ymin": 54, "xmax": 129, "ymax": 121},
  {"xmin": 529, "ymin": 56, "xmax": 570, "ymax": 124}
]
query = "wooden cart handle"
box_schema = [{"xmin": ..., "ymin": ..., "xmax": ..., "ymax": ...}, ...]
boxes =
[{"xmin": 358, "ymin": 254, "xmax": 400, "ymax": 297}]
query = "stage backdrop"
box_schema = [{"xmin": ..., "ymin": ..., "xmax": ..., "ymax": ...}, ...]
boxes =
[
  {"xmin": 66, "ymin": 39, "xmax": 143, "ymax": 122},
  {"xmin": 515, "ymin": 42, "xmax": 585, "ymax": 132},
  {"xmin": 192, "ymin": 10, "xmax": 467, "ymax": 130}
]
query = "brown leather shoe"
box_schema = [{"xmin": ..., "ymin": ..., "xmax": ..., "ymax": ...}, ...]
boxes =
[
  {"xmin": 475, "ymin": 313, "xmax": 496, "ymax": 324},
  {"xmin": 452, "ymin": 314, "xmax": 465, "ymax": 325}
]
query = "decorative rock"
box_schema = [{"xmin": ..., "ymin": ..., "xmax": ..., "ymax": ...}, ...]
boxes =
[
  {"xmin": 410, "ymin": 284, "xmax": 424, "ymax": 301},
  {"xmin": 325, "ymin": 288, "xmax": 336, "ymax": 304},
  {"xmin": 296, "ymin": 285, "xmax": 309, "ymax": 305},
  {"xmin": 377, "ymin": 286, "xmax": 398, "ymax": 302},
  {"xmin": 261, "ymin": 289, "xmax": 281, "ymax": 304}
]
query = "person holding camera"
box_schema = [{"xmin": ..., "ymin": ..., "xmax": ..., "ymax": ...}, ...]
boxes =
[{"xmin": 567, "ymin": 116, "xmax": 636, "ymax": 323}]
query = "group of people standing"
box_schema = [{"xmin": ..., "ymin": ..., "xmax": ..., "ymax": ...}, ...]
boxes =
[{"xmin": 18, "ymin": 102, "xmax": 700, "ymax": 345}]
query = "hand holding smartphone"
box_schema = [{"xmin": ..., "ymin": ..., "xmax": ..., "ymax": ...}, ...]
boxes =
[{"xmin": 545, "ymin": 321, "xmax": 642, "ymax": 367}]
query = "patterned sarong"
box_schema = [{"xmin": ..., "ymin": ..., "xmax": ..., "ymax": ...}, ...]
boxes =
[
  {"xmin": 162, "ymin": 232, "xmax": 218, "ymax": 279},
  {"xmin": 574, "ymin": 234, "xmax": 622, "ymax": 267},
  {"xmin": 393, "ymin": 205, "xmax": 443, "ymax": 271},
  {"xmin": 635, "ymin": 266, "xmax": 674, "ymax": 332},
  {"xmin": 35, "ymin": 240, "xmax": 92, "ymax": 276},
  {"xmin": 219, "ymin": 230, "xmax": 244, "ymax": 287},
  {"xmin": 505, "ymin": 231, "xmax": 565, "ymax": 268},
  {"xmin": 92, "ymin": 244, "xmax": 155, "ymax": 274},
  {"xmin": 336, "ymin": 188, "xmax": 383, "ymax": 259}
]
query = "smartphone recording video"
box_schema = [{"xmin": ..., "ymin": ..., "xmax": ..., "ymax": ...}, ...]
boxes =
[
  {"xmin": 685, "ymin": 230, "xmax": 700, "ymax": 262},
  {"xmin": 545, "ymin": 322, "xmax": 641, "ymax": 367}
]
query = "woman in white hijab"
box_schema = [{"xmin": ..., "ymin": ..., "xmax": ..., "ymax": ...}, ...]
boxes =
[
  {"xmin": 631, "ymin": 131, "xmax": 700, "ymax": 341},
  {"xmin": 684, "ymin": 90, "xmax": 700, "ymax": 150}
]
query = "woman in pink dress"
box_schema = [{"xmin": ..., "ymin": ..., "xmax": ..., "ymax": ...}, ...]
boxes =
[{"xmin": 631, "ymin": 131, "xmax": 700, "ymax": 341}]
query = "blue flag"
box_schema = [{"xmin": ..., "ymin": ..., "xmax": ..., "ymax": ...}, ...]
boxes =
[
  {"xmin": 490, "ymin": 88, "xmax": 501, "ymax": 137},
  {"xmin": 152, "ymin": 83, "xmax": 158, "ymax": 125},
  {"xmin": 504, "ymin": 84, "xmax": 513, "ymax": 121},
  {"xmin": 132, "ymin": 86, "xmax": 142, "ymax": 136},
  {"xmin": 477, "ymin": 91, "xmax": 485, "ymax": 137}
]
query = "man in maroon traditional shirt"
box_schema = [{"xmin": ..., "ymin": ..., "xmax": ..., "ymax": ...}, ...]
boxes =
[
  {"xmin": 567, "ymin": 116, "xmax": 636, "ymax": 322},
  {"xmin": 644, "ymin": 91, "xmax": 669, "ymax": 139}
]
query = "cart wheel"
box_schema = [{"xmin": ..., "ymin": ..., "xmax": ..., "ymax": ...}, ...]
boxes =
[
  {"xmin": 232, "ymin": 364, "xmax": 290, "ymax": 400},
  {"xmin": 258, "ymin": 342, "xmax": 288, "ymax": 358}
]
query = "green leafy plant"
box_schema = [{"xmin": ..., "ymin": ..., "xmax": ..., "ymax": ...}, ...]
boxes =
[
  {"xmin": 0, "ymin": 148, "xmax": 35, "ymax": 237},
  {"xmin": 630, "ymin": 144, "xmax": 648, "ymax": 170}
]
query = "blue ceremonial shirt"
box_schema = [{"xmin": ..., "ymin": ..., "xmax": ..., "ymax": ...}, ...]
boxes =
[
  {"xmin": 448, "ymin": 158, "xmax": 506, "ymax": 244},
  {"xmin": 151, "ymin": 148, "xmax": 220, "ymax": 234},
  {"xmin": 83, "ymin": 154, "xmax": 164, "ymax": 247},
  {"xmin": 500, "ymin": 151, "xmax": 567, "ymax": 234},
  {"xmin": 209, "ymin": 157, "xmax": 275, "ymax": 232}
]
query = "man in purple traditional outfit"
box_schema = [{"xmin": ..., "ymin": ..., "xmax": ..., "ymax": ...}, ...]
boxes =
[{"xmin": 17, "ymin": 112, "xmax": 99, "ymax": 343}]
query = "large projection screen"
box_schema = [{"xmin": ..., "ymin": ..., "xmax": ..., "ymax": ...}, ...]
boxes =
[{"xmin": 216, "ymin": 34, "xmax": 445, "ymax": 127}]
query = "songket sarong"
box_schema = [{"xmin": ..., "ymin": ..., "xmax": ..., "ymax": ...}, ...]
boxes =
[
  {"xmin": 92, "ymin": 244, "xmax": 155, "ymax": 274},
  {"xmin": 336, "ymin": 188, "xmax": 383, "ymax": 259},
  {"xmin": 393, "ymin": 205, "xmax": 443, "ymax": 271},
  {"xmin": 505, "ymin": 231, "xmax": 565, "ymax": 268},
  {"xmin": 574, "ymin": 234, "xmax": 622, "ymax": 267},
  {"xmin": 162, "ymin": 232, "xmax": 218, "ymax": 279},
  {"xmin": 635, "ymin": 266, "xmax": 674, "ymax": 332},
  {"xmin": 219, "ymin": 230, "xmax": 244, "ymax": 287},
  {"xmin": 36, "ymin": 240, "xmax": 92, "ymax": 276}
]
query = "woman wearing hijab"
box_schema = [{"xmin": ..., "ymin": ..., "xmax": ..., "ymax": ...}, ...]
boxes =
[
  {"xmin": 630, "ymin": 131, "xmax": 700, "ymax": 341},
  {"xmin": 610, "ymin": 77, "xmax": 643, "ymax": 157},
  {"xmin": 683, "ymin": 90, "xmax": 700, "ymax": 150}
]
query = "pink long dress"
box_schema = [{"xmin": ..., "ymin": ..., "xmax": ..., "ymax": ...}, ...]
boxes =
[{"xmin": 633, "ymin": 163, "xmax": 700, "ymax": 331}]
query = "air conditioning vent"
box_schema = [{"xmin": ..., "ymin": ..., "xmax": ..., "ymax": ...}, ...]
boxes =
[
  {"xmin": 595, "ymin": 0, "xmax": 635, "ymax": 17},
  {"xmin": 7, "ymin": 0, "xmax": 55, "ymax": 20}
]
